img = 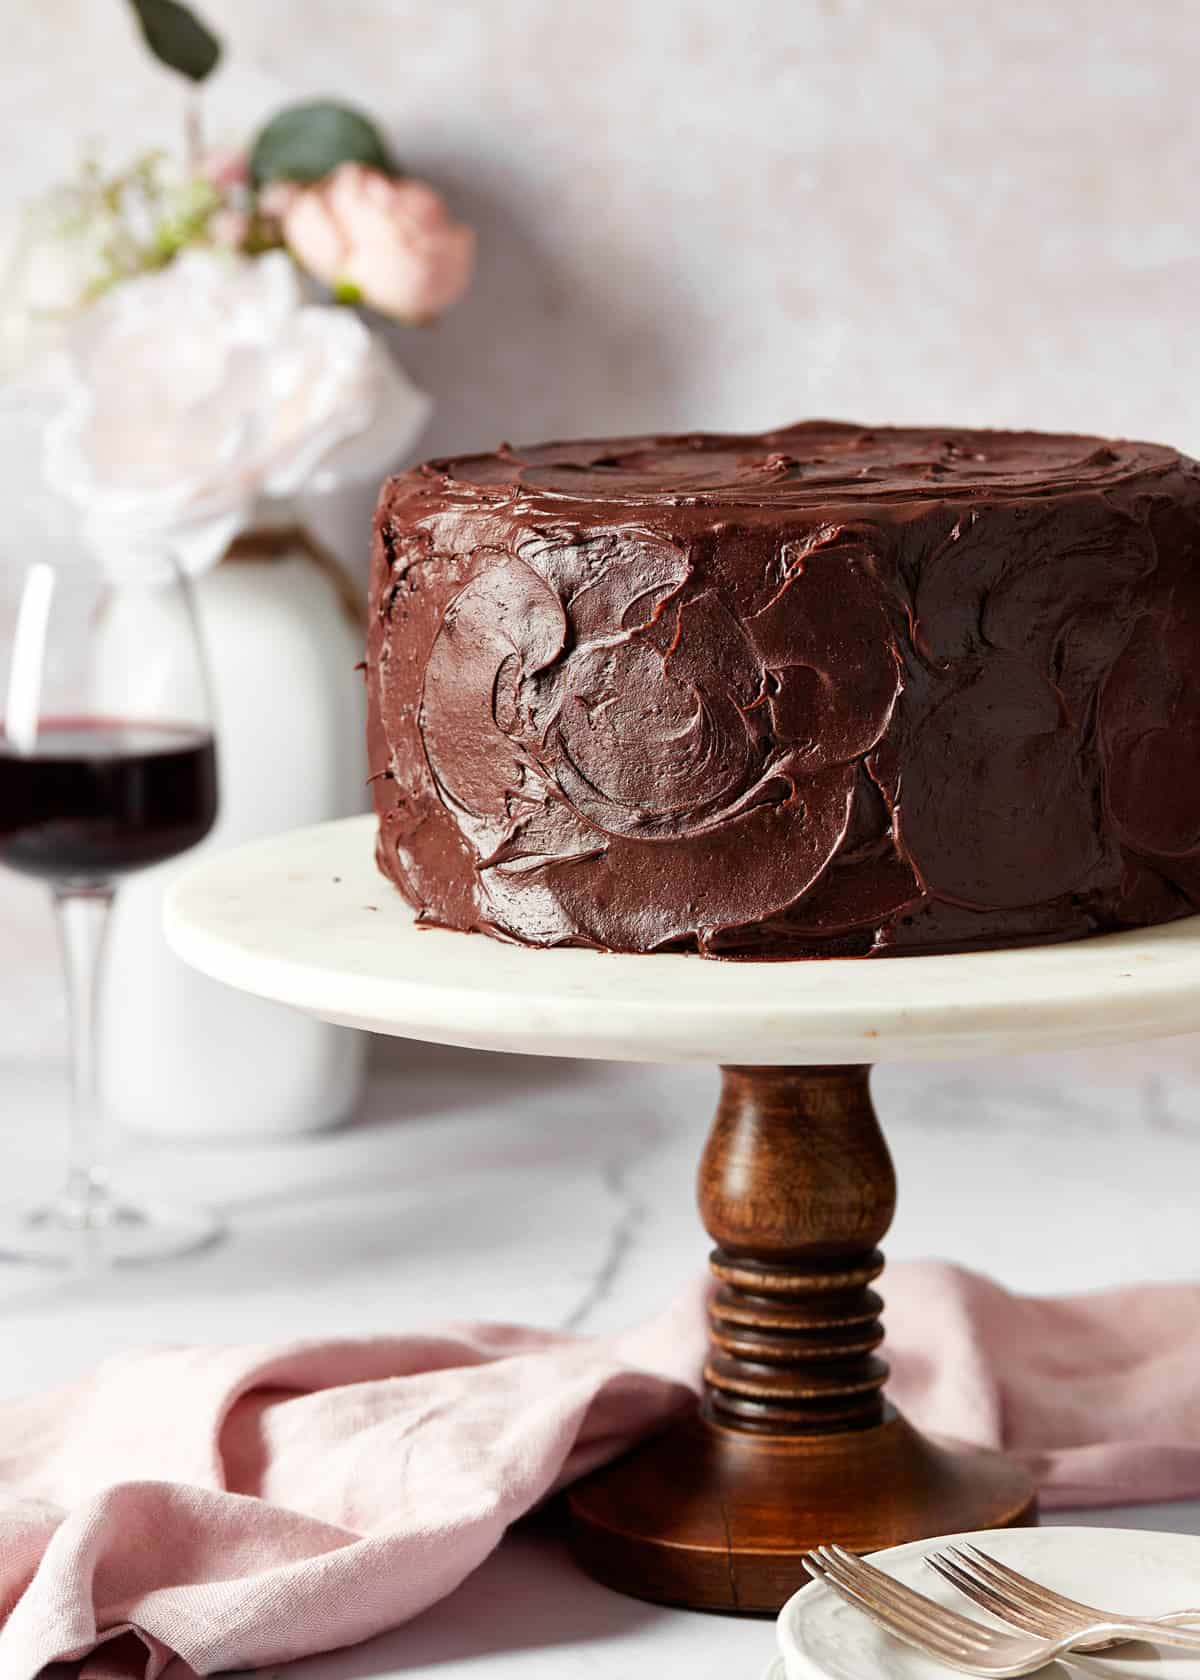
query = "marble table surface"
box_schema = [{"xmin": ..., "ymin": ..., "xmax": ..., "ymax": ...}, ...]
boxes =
[{"xmin": 3, "ymin": 1032, "xmax": 1200, "ymax": 1679}]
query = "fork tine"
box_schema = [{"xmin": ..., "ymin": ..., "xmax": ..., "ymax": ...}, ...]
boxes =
[
  {"xmin": 927, "ymin": 1553, "xmax": 1062, "ymax": 1636},
  {"xmin": 958, "ymin": 1548, "xmax": 1200, "ymax": 1655},
  {"xmin": 819, "ymin": 1547, "xmax": 993, "ymax": 1652},
  {"xmin": 804, "ymin": 1552, "xmax": 975, "ymax": 1663},
  {"xmin": 954, "ymin": 1545, "xmax": 1094, "ymax": 1618},
  {"xmin": 825, "ymin": 1547, "xmax": 999, "ymax": 1648},
  {"xmin": 814, "ymin": 1550, "xmax": 975, "ymax": 1656}
]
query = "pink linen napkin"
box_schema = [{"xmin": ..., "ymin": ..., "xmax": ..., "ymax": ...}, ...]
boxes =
[{"xmin": 4, "ymin": 1262, "xmax": 1200, "ymax": 1679}]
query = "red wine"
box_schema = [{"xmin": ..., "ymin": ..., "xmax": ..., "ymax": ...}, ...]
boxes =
[{"xmin": 0, "ymin": 720, "xmax": 217, "ymax": 883}]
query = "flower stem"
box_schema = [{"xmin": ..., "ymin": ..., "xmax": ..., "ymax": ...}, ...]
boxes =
[{"xmin": 185, "ymin": 88, "xmax": 204, "ymax": 171}]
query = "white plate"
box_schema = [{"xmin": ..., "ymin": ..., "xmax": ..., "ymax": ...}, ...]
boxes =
[
  {"xmin": 778, "ymin": 1527, "xmax": 1200, "ymax": 1680},
  {"xmin": 164, "ymin": 817, "xmax": 1200, "ymax": 1064}
]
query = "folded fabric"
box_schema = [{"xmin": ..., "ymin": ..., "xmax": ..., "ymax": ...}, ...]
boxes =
[
  {"xmin": 4, "ymin": 1262, "xmax": 1200, "ymax": 1679},
  {"xmin": 886, "ymin": 1262, "xmax": 1200, "ymax": 1509}
]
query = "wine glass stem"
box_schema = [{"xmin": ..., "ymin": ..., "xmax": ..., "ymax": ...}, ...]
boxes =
[{"xmin": 52, "ymin": 885, "xmax": 115, "ymax": 1216}]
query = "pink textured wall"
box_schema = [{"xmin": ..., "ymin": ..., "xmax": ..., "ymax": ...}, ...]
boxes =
[{"xmin": 3, "ymin": 0, "xmax": 1199, "ymax": 1058}]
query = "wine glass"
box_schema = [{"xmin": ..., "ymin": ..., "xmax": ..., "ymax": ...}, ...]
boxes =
[{"xmin": 0, "ymin": 553, "xmax": 221, "ymax": 1265}]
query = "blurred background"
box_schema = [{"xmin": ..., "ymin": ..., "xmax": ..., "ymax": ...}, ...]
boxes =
[
  {"xmin": 4, "ymin": 0, "xmax": 1200, "ymax": 1064},
  {"xmin": 6, "ymin": 0, "xmax": 1193, "ymax": 451}
]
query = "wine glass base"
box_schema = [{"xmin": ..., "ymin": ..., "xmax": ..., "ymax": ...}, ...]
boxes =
[{"xmin": 0, "ymin": 1192, "xmax": 223, "ymax": 1268}]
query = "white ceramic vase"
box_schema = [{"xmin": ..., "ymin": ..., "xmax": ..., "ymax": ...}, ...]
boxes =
[{"xmin": 95, "ymin": 525, "xmax": 369, "ymax": 1138}]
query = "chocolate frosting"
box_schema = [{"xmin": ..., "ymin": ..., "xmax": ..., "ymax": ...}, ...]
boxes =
[{"xmin": 366, "ymin": 422, "xmax": 1200, "ymax": 957}]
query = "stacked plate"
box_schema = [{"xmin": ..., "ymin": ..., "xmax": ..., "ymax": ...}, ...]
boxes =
[{"xmin": 766, "ymin": 1527, "xmax": 1200, "ymax": 1680}]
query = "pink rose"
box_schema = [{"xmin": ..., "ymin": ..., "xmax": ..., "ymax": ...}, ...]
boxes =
[
  {"xmin": 209, "ymin": 208, "xmax": 251, "ymax": 249},
  {"xmin": 258, "ymin": 180, "xmax": 302, "ymax": 221},
  {"xmin": 280, "ymin": 164, "xmax": 474, "ymax": 322},
  {"xmin": 197, "ymin": 147, "xmax": 250, "ymax": 190}
]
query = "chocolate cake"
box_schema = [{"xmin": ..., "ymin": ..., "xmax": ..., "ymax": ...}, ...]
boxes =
[{"xmin": 366, "ymin": 423, "xmax": 1200, "ymax": 957}]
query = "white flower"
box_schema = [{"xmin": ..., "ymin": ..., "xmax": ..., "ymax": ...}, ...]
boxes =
[{"xmin": 42, "ymin": 249, "xmax": 430, "ymax": 575}]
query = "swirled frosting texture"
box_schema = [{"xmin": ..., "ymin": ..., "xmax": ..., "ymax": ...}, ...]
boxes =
[{"xmin": 367, "ymin": 422, "xmax": 1200, "ymax": 956}]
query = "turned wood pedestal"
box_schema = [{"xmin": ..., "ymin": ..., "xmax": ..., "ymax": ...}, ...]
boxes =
[
  {"xmin": 566, "ymin": 1065, "xmax": 1037, "ymax": 1612},
  {"xmin": 169, "ymin": 822, "xmax": 1200, "ymax": 1615}
]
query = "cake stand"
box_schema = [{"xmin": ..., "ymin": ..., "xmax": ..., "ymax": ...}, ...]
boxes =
[{"xmin": 165, "ymin": 815, "xmax": 1200, "ymax": 1615}]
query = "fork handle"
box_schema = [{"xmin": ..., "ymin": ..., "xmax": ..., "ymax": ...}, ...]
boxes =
[
  {"xmin": 1075, "ymin": 1615, "xmax": 1200, "ymax": 1655},
  {"xmin": 1104, "ymin": 1620, "xmax": 1200, "ymax": 1651}
]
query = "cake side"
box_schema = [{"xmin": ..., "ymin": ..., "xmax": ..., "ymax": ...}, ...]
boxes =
[{"xmin": 366, "ymin": 423, "xmax": 1200, "ymax": 957}]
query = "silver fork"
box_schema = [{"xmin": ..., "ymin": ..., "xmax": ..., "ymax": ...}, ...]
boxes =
[
  {"xmin": 927, "ymin": 1542, "xmax": 1200, "ymax": 1655},
  {"xmin": 801, "ymin": 1544, "xmax": 1200, "ymax": 1677}
]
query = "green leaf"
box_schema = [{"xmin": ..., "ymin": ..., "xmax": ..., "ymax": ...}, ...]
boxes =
[
  {"xmin": 126, "ymin": 0, "xmax": 221, "ymax": 82},
  {"xmin": 250, "ymin": 101, "xmax": 392, "ymax": 186}
]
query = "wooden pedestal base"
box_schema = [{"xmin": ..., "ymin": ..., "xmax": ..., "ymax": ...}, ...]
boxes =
[
  {"xmin": 568, "ymin": 1405, "xmax": 1035, "ymax": 1613},
  {"xmin": 566, "ymin": 1065, "xmax": 1037, "ymax": 1613}
]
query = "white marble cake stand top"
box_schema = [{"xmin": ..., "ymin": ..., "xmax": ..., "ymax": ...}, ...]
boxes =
[{"xmin": 165, "ymin": 816, "xmax": 1200, "ymax": 1065}]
